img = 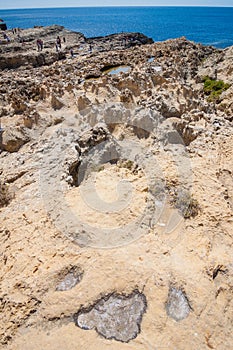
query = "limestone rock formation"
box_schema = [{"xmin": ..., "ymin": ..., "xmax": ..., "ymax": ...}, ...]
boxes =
[
  {"xmin": 2, "ymin": 126, "xmax": 30, "ymax": 152},
  {"xmin": 0, "ymin": 25, "xmax": 232, "ymax": 350}
]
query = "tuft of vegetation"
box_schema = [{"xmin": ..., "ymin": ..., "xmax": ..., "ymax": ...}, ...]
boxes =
[
  {"xmin": 0, "ymin": 181, "xmax": 12, "ymax": 208},
  {"xmin": 97, "ymin": 165, "xmax": 105, "ymax": 172},
  {"xmin": 203, "ymin": 76, "xmax": 230, "ymax": 102},
  {"xmin": 120, "ymin": 160, "xmax": 134, "ymax": 170},
  {"xmin": 174, "ymin": 190, "xmax": 200, "ymax": 219}
]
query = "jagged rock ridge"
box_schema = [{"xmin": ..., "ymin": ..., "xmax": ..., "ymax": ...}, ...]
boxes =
[{"xmin": 0, "ymin": 25, "xmax": 232, "ymax": 350}]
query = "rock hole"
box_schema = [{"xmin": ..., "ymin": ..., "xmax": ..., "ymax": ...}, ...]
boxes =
[
  {"xmin": 85, "ymin": 74, "xmax": 101, "ymax": 80},
  {"xmin": 68, "ymin": 125, "xmax": 113, "ymax": 186},
  {"xmin": 100, "ymin": 64, "xmax": 120, "ymax": 72},
  {"xmin": 212, "ymin": 265, "xmax": 227, "ymax": 280},
  {"xmin": 68, "ymin": 160, "xmax": 81, "ymax": 187}
]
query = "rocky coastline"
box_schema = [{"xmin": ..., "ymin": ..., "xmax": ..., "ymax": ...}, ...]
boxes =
[{"xmin": 0, "ymin": 25, "xmax": 232, "ymax": 349}]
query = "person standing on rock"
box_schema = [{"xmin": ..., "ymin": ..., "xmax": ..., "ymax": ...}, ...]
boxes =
[
  {"xmin": 3, "ymin": 33, "xmax": 10, "ymax": 43},
  {"xmin": 56, "ymin": 36, "xmax": 61, "ymax": 51},
  {"xmin": 36, "ymin": 39, "xmax": 43, "ymax": 51}
]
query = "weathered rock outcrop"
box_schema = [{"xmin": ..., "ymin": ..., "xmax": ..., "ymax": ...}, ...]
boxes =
[
  {"xmin": 2, "ymin": 127, "xmax": 30, "ymax": 152},
  {"xmin": 0, "ymin": 25, "xmax": 153, "ymax": 70},
  {"xmin": 0, "ymin": 26, "xmax": 232, "ymax": 350}
]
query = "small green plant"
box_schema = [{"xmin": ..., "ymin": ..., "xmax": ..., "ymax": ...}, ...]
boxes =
[
  {"xmin": 203, "ymin": 76, "xmax": 230, "ymax": 102},
  {"xmin": 0, "ymin": 181, "xmax": 12, "ymax": 208}
]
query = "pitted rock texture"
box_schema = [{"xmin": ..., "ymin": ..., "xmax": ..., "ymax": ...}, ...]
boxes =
[
  {"xmin": 74, "ymin": 291, "xmax": 147, "ymax": 342},
  {"xmin": 0, "ymin": 26, "xmax": 152, "ymax": 70},
  {"xmin": 0, "ymin": 25, "xmax": 232, "ymax": 350}
]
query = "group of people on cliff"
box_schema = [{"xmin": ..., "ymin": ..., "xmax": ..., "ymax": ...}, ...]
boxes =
[
  {"xmin": 0, "ymin": 28, "xmax": 27, "ymax": 45},
  {"xmin": 36, "ymin": 35, "xmax": 66, "ymax": 52},
  {"xmin": 1, "ymin": 32, "xmax": 11, "ymax": 43}
]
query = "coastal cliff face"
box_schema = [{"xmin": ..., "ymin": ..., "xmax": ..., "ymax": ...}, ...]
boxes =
[{"xmin": 0, "ymin": 26, "xmax": 232, "ymax": 350}]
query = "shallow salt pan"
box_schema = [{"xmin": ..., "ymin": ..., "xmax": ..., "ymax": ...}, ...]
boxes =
[
  {"xmin": 104, "ymin": 65, "xmax": 131, "ymax": 75},
  {"xmin": 74, "ymin": 291, "xmax": 147, "ymax": 342},
  {"xmin": 148, "ymin": 57, "xmax": 155, "ymax": 63},
  {"xmin": 151, "ymin": 66, "xmax": 162, "ymax": 72}
]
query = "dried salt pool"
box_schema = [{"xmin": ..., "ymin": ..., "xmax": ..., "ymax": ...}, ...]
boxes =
[
  {"xmin": 102, "ymin": 65, "xmax": 131, "ymax": 75},
  {"xmin": 151, "ymin": 65, "xmax": 162, "ymax": 72},
  {"xmin": 74, "ymin": 291, "xmax": 147, "ymax": 342},
  {"xmin": 148, "ymin": 56, "xmax": 155, "ymax": 63}
]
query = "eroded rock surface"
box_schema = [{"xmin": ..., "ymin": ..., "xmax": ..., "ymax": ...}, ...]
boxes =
[{"xmin": 0, "ymin": 25, "xmax": 232, "ymax": 350}]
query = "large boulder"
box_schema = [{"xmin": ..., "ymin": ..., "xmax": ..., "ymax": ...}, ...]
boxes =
[{"xmin": 2, "ymin": 127, "xmax": 29, "ymax": 152}]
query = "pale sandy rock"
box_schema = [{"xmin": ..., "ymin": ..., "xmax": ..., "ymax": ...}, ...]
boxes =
[
  {"xmin": 51, "ymin": 94, "xmax": 65, "ymax": 110},
  {"xmin": 77, "ymin": 94, "xmax": 91, "ymax": 112},
  {"xmin": 0, "ymin": 29, "xmax": 232, "ymax": 350},
  {"xmin": 2, "ymin": 127, "xmax": 29, "ymax": 152}
]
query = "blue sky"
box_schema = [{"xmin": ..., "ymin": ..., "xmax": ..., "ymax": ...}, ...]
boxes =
[
  {"xmin": 0, "ymin": 0, "xmax": 232, "ymax": 9},
  {"xmin": 0, "ymin": 0, "xmax": 233, "ymax": 9}
]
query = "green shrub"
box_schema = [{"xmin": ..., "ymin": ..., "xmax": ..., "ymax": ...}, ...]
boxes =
[{"xmin": 203, "ymin": 76, "xmax": 230, "ymax": 102}]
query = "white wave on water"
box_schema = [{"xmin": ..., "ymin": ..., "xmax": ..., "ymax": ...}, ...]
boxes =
[{"xmin": 206, "ymin": 39, "xmax": 233, "ymax": 48}]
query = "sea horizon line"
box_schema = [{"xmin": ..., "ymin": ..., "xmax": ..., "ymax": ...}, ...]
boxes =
[{"xmin": 1, "ymin": 5, "xmax": 233, "ymax": 11}]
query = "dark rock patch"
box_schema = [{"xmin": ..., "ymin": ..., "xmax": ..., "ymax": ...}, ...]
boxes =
[{"xmin": 74, "ymin": 290, "xmax": 147, "ymax": 342}]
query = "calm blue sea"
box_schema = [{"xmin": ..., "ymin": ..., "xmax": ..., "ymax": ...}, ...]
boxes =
[{"xmin": 1, "ymin": 7, "xmax": 233, "ymax": 48}]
